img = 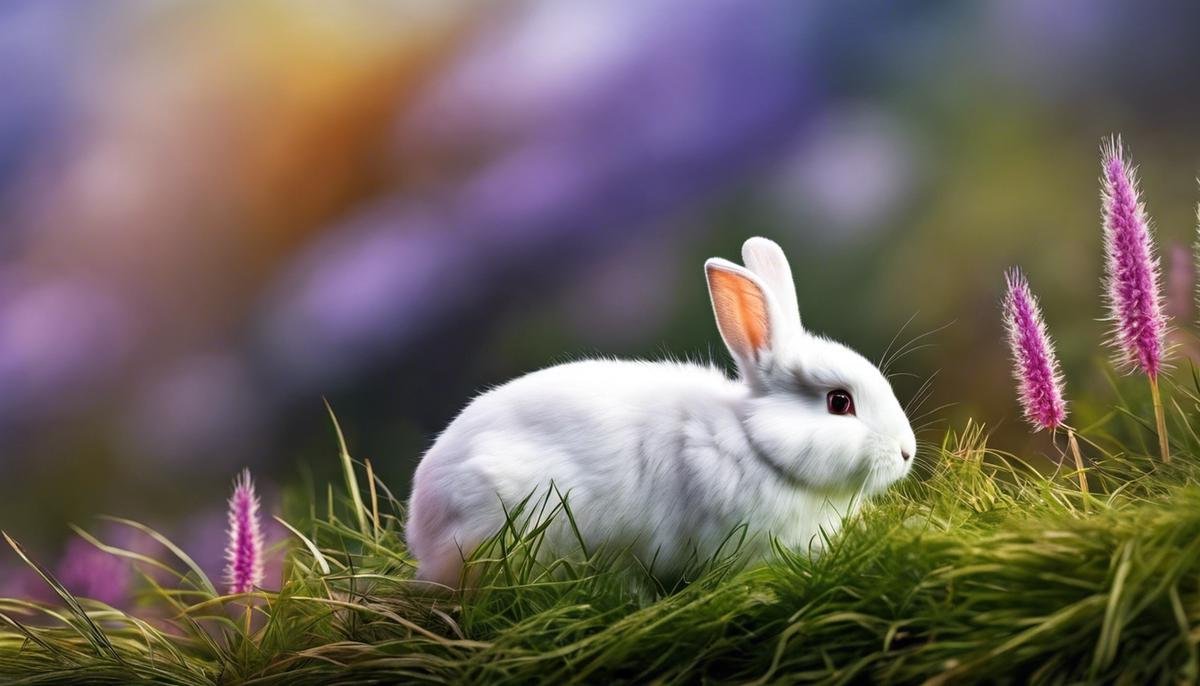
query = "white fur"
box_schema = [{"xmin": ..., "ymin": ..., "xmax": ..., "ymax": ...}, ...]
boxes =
[{"xmin": 406, "ymin": 238, "xmax": 915, "ymax": 586}]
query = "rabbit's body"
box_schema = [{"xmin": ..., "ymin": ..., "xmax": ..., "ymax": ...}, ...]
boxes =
[
  {"xmin": 407, "ymin": 358, "xmax": 856, "ymax": 583},
  {"xmin": 407, "ymin": 237, "xmax": 915, "ymax": 586}
]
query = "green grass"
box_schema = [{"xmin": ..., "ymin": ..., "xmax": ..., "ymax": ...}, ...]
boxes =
[{"xmin": 7, "ymin": 376, "xmax": 1200, "ymax": 683}]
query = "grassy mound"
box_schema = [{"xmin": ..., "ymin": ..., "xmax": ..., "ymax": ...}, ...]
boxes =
[{"xmin": 4, "ymin": 413, "xmax": 1200, "ymax": 684}]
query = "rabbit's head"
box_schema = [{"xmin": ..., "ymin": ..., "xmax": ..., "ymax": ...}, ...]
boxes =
[{"xmin": 705, "ymin": 237, "xmax": 915, "ymax": 496}]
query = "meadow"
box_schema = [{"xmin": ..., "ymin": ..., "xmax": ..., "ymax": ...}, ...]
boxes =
[{"xmin": 3, "ymin": 384, "xmax": 1200, "ymax": 685}]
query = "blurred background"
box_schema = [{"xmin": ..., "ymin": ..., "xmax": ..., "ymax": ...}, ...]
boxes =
[{"xmin": 3, "ymin": 0, "xmax": 1200, "ymax": 597}]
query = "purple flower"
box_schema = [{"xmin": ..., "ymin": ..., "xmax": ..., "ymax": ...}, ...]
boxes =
[
  {"xmin": 224, "ymin": 469, "xmax": 263, "ymax": 596},
  {"xmin": 1003, "ymin": 268, "xmax": 1067, "ymax": 431},
  {"xmin": 1101, "ymin": 137, "xmax": 1167, "ymax": 378}
]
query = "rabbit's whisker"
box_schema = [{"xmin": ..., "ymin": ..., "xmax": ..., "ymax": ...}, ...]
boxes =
[{"xmin": 880, "ymin": 320, "xmax": 954, "ymax": 376}]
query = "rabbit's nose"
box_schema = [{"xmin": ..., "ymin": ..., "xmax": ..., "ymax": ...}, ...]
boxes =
[{"xmin": 900, "ymin": 449, "xmax": 912, "ymax": 462}]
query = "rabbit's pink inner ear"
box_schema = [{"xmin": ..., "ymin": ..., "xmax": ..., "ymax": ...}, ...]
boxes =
[{"xmin": 707, "ymin": 265, "xmax": 771, "ymax": 361}]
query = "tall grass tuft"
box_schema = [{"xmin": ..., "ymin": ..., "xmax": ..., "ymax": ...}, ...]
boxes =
[
  {"xmin": 225, "ymin": 469, "xmax": 264, "ymax": 597},
  {"xmin": 1100, "ymin": 136, "xmax": 1171, "ymax": 461},
  {"xmin": 1002, "ymin": 268, "xmax": 1086, "ymax": 493},
  {"xmin": 1002, "ymin": 268, "xmax": 1067, "ymax": 430},
  {"xmin": 225, "ymin": 468, "xmax": 263, "ymax": 637}
]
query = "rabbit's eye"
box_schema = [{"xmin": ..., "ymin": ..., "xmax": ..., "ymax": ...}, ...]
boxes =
[{"xmin": 827, "ymin": 389, "xmax": 855, "ymax": 416}]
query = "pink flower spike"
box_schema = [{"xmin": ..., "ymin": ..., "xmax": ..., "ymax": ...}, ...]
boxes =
[
  {"xmin": 1003, "ymin": 268, "xmax": 1067, "ymax": 431},
  {"xmin": 1101, "ymin": 136, "xmax": 1168, "ymax": 378},
  {"xmin": 224, "ymin": 469, "xmax": 264, "ymax": 596}
]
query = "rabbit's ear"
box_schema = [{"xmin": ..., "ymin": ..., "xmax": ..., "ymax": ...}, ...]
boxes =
[
  {"xmin": 741, "ymin": 237, "xmax": 802, "ymax": 334},
  {"xmin": 705, "ymin": 258, "xmax": 778, "ymax": 381}
]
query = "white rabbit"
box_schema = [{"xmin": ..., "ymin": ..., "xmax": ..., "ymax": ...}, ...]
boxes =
[{"xmin": 406, "ymin": 237, "xmax": 915, "ymax": 586}]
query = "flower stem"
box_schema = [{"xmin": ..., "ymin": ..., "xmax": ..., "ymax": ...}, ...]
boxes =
[
  {"xmin": 1149, "ymin": 375, "xmax": 1170, "ymax": 463},
  {"xmin": 1067, "ymin": 429, "xmax": 1088, "ymax": 497},
  {"xmin": 244, "ymin": 603, "xmax": 253, "ymax": 638}
]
